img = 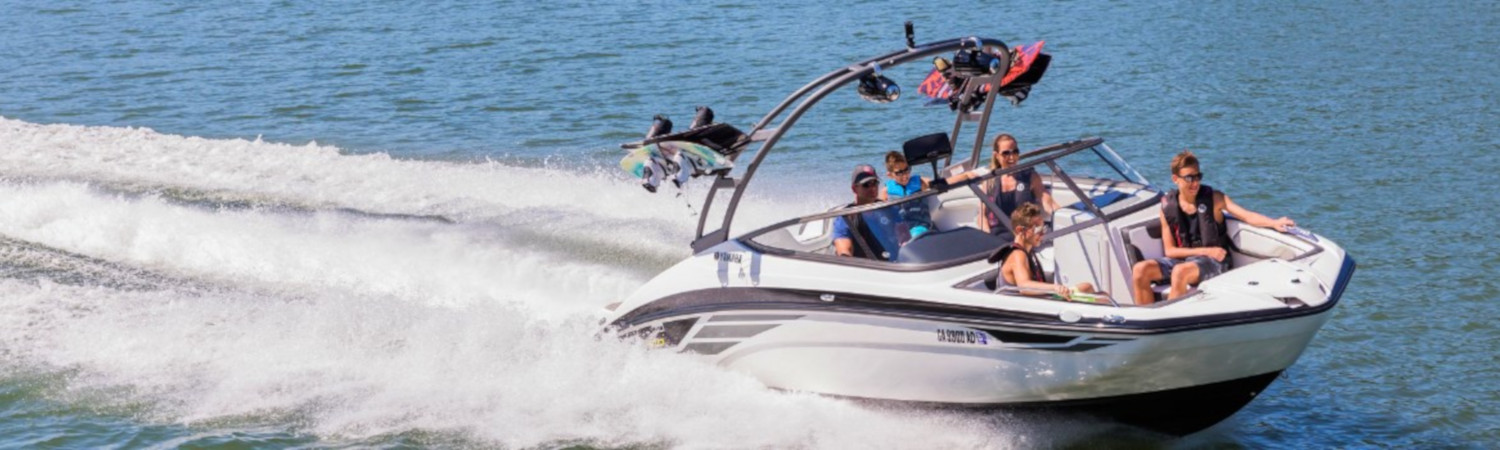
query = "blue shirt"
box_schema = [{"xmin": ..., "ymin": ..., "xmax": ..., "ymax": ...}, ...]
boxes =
[{"xmin": 832, "ymin": 206, "xmax": 902, "ymax": 261}]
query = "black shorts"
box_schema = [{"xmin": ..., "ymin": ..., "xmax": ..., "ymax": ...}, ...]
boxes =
[{"xmin": 1152, "ymin": 255, "xmax": 1226, "ymax": 282}]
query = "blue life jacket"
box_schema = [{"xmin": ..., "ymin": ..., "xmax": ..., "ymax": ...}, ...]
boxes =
[{"xmin": 885, "ymin": 177, "xmax": 934, "ymax": 239}]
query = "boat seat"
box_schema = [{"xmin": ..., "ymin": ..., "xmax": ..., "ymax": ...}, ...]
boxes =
[
  {"xmin": 981, "ymin": 268, "xmax": 1001, "ymax": 291},
  {"xmin": 1123, "ymin": 221, "xmax": 1165, "ymax": 266},
  {"xmin": 931, "ymin": 194, "xmax": 979, "ymax": 231},
  {"xmin": 895, "ymin": 226, "xmax": 1005, "ymax": 265},
  {"xmin": 1048, "ymin": 208, "xmax": 1107, "ymax": 294}
]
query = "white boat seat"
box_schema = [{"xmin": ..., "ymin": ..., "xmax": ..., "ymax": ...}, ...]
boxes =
[
  {"xmin": 1124, "ymin": 221, "xmax": 1165, "ymax": 266},
  {"xmin": 1049, "ymin": 208, "xmax": 1107, "ymax": 294}
]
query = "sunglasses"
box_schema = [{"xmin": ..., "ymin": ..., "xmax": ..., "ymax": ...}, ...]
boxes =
[
  {"xmin": 892, "ymin": 167, "xmax": 911, "ymax": 176},
  {"xmin": 1018, "ymin": 224, "xmax": 1045, "ymax": 235},
  {"xmin": 1177, "ymin": 172, "xmax": 1204, "ymax": 183},
  {"xmin": 998, "ymin": 150, "xmax": 1019, "ymax": 157}
]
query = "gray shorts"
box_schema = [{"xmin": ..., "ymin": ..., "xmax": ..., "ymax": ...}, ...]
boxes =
[{"xmin": 1152, "ymin": 255, "xmax": 1226, "ymax": 282}]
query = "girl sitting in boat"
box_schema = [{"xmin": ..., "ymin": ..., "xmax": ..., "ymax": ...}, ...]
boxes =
[{"xmin": 989, "ymin": 202, "xmax": 1098, "ymax": 299}]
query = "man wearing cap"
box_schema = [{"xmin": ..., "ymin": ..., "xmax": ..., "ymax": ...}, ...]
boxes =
[{"xmin": 832, "ymin": 164, "xmax": 904, "ymax": 261}]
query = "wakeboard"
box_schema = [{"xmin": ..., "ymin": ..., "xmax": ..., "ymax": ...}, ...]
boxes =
[
  {"xmin": 620, "ymin": 140, "xmax": 734, "ymax": 192},
  {"xmin": 918, "ymin": 41, "xmax": 1047, "ymax": 100}
]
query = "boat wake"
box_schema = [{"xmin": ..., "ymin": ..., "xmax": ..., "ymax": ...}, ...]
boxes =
[{"xmin": 0, "ymin": 118, "xmax": 1060, "ymax": 447}]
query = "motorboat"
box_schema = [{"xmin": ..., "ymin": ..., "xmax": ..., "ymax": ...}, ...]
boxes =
[{"xmin": 602, "ymin": 29, "xmax": 1356, "ymax": 435}]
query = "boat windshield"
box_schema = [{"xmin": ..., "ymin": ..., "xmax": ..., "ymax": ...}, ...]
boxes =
[
  {"xmin": 1024, "ymin": 141, "xmax": 1152, "ymax": 188},
  {"xmin": 739, "ymin": 138, "xmax": 1160, "ymax": 270}
]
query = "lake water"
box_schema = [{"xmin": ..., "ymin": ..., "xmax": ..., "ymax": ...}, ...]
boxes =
[{"xmin": 1, "ymin": 0, "xmax": 1496, "ymax": 447}]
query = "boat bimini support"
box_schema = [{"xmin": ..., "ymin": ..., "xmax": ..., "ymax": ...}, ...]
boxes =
[{"xmin": 691, "ymin": 37, "xmax": 1012, "ymax": 253}]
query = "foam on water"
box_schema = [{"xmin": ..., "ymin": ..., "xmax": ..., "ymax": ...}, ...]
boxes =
[
  {"xmin": 0, "ymin": 180, "xmax": 639, "ymax": 315},
  {"xmin": 0, "ymin": 119, "xmax": 1041, "ymax": 447}
]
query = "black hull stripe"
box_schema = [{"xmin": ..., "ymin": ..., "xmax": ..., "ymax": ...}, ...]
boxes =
[
  {"xmin": 614, "ymin": 256, "xmax": 1356, "ymax": 336},
  {"xmin": 718, "ymin": 341, "xmax": 1077, "ymax": 367},
  {"xmin": 830, "ymin": 371, "xmax": 1283, "ymax": 436},
  {"xmin": 707, "ymin": 314, "xmax": 804, "ymax": 322},
  {"xmin": 693, "ymin": 324, "xmax": 779, "ymax": 339},
  {"xmin": 683, "ymin": 342, "xmax": 738, "ymax": 355}
]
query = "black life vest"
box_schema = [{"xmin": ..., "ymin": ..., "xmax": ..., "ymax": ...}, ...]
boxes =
[
  {"xmin": 843, "ymin": 203, "xmax": 889, "ymax": 260},
  {"xmin": 1162, "ymin": 185, "xmax": 1228, "ymax": 250},
  {"xmin": 986, "ymin": 167, "xmax": 1039, "ymax": 229},
  {"xmin": 991, "ymin": 242, "xmax": 1045, "ymax": 286}
]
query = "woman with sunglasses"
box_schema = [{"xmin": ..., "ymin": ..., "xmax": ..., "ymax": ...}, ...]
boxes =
[{"xmin": 978, "ymin": 134, "xmax": 1060, "ymax": 234}]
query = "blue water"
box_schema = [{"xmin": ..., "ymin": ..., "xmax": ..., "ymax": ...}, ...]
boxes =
[{"xmin": 2, "ymin": 0, "xmax": 1497, "ymax": 447}]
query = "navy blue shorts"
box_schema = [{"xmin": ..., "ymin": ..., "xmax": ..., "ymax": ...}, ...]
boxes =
[{"xmin": 1152, "ymin": 255, "xmax": 1226, "ymax": 282}]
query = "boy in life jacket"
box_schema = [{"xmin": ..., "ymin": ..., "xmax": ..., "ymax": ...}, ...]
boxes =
[
  {"xmin": 1130, "ymin": 151, "xmax": 1297, "ymax": 305},
  {"xmin": 880, "ymin": 151, "xmax": 989, "ymax": 240}
]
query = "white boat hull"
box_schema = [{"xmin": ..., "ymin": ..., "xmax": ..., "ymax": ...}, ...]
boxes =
[{"xmin": 607, "ymin": 242, "xmax": 1355, "ymax": 435}]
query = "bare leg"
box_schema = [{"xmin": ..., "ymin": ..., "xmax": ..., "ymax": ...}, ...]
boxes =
[
  {"xmin": 1131, "ymin": 260, "xmax": 1162, "ymax": 305},
  {"xmin": 1168, "ymin": 263, "xmax": 1201, "ymax": 300}
]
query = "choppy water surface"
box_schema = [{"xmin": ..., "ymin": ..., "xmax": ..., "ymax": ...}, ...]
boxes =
[{"xmin": 1, "ymin": 0, "xmax": 1497, "ymax": 447}]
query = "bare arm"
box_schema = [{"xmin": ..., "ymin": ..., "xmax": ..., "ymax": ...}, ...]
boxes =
[
  {"xmin": 977, "ymin": 204, "xmax": 991, "ymax": 233},
  {"xmin": 1222, "ymin": 193, "xmax": 1295, "ymax": 232},
  {"xmin": 834, "ymin": 237, "xmax": 853, "ymax": 257},
  {"xmin": 942, "ymin": 169, "xmax": 981, "ymax": 185},
  {"xmin": 1160, "ymin": 208, "xmax": 1225, "ymax": 260},
  {"xmin": 931, "ymin": 166, "xmax": 994, "ymax": 189},
  {"xmin": 975, "ymin": 179, "xmax": 990, "ymax": 232},
  {"xmin": 1006, "ymin": 252, "xmax": 1069, "ymax": 297},
  {"xmin": 1031, "ymin": 171, "xmax": 1060, "ymax": 213}
]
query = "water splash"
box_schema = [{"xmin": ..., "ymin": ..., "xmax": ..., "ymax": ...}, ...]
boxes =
[
  {"xmin": 0, "ymin": 262, "xmax": 1024, "ymax": 448},
  {"xmin": 0, "ymin": 119, "xmax": 1045, "ymax": 447}
]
